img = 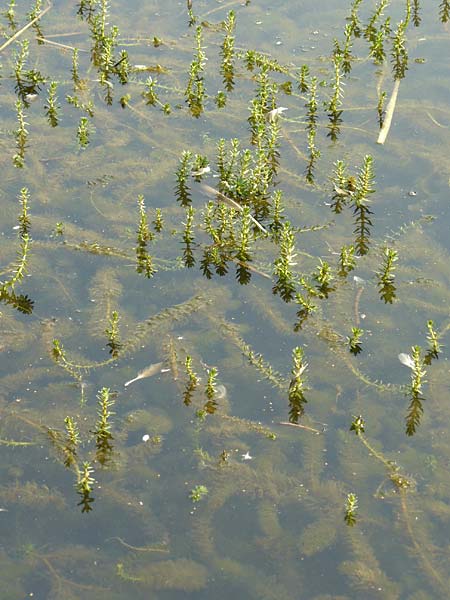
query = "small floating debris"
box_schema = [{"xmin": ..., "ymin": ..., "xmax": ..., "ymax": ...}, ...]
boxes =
[
  {"xmin": 398, "ymin": 353, "xmax": 415, "ymax": 369},
  {"xmin": 24, "ymin": 93, "xmax": 39, "ymax": 103},
  {"xmin": 191, "ymin": 166, "xmax": 211, "ymax": 177},
  {"xmin": 124, "ymin": 362, "xmax": 166, "ymax": 387},
  {"xmin": 266, "ymin": 107, "xmax": 288, "ymax": 121},
  {"xmin": 353, "ymin": 275, "xmax": 366, "ymax": 287}
]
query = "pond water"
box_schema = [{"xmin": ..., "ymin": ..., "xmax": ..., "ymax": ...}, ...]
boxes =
[{"xmin": 1, "ymin": 0, "xmax": 450, "ymax": 598}]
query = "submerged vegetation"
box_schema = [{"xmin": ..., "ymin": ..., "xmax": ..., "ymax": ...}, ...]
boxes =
[{"xmin": 0, "ymin": 0, "xmax": 450, "ymax": 597}]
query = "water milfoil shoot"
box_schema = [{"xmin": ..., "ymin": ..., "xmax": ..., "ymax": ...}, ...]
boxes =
[
  {"xmin": 136, "ymin": 195, "xmax": 156, "ymax": 278},
  {"xmin": 348, "ymin": 327, "xmax": 364, "ymax": 355},
  {"xmin": 63, "ymin": 416, "xmax": 80, "ymax": 469},
  {"xmin": 4, "ymin": 0, "xmax": 17, "ymax": 29},
  {"xmin": 44, "ymin": 81, "xmax": 60, "ymax": 127},
  {"xmin": 0, "ymin": 193, "xmax": 33, "ymax": 314},
  {"xmin": 298, "ymin": 64, "xmax": 310, "ymax": 93},
  {"xmin": 92, "ymin": 387, "xmax": 115, "ymax": 466},
  {"xmin": 272, "ymin": 222, "xmax": 297, "ymax": 302},
  {"xmin": 181, "ymin": 206, "xmax": 196, "ymax": 268},
  {"xmin": 183, "ymin": 355, "xmax": 199, "ymax": 406},
  {"xmin": 77, "ymin": 116, "xmax": 91, "ymax": 148},
  {"xmin": 105, "ymin": 310, "xmax": 122, "ymax": 358},
  {"xmin": 71, "ymin": 48, "xmax": 82, "ymax": 89},
  {"xmin": 18, "ymin": 187, "xmax": 31, "ymax": 237},
  {"xmin": 175, "ymin": 151, "xmax": 193, "ymax": 206},
  {"xmin": 344, "ymin": 493, "xmax": 358, "ymax": 526},
  {"xmin": 204, "ymin": 367, "xmax": 218, "ymax": 414},
  {"xmin": 153, "ymin": 208, "xmax": 164, "ymax": 233},
  {"xmin": 305, "ymin": 77, "xmax": 320, "ymax": 183},
  {"xmin": 391, "ymin": 20, "xmax": 409, "ymax": 80},
  {"xmin": 313, "ymin": 259, "xmax": 335, "ymax": 299},
  {"xmin": 326, "ymin": 53, "xmax": 344, "ymax": 140},
  {"xmin": 189, "ymin": 485, "xmax": 208, "ymax": 502},
  {"xmin": 377, "ymin": 90, "xmax": 387, "ymax": 128},
  {"xmin": 235, "ymin": 206, "xmax": 253, "ymax": 285},
  {"xmin": 13, "ymin": 99, "xmax": 28, "ymax": 168},
  {"xmin": 330, "ymin": 159, "xmax": 353, "ymax": 214},
  {"xmin": 338, "ymin": 244, "xmax": 356, "ymax": 277},
  {"xmin": 352, "ymin": 155, "xmax": 375, "ymax": 256},
  {"xmin": 77, "ymin": 461, "xmax": 95, "ymax": 512},
  {"xmin": 376, "ymin": 246, "xmax": 397, "ymax": 303},
  {"xmin": 404, "ymin": 346, "xmax": 426, "ymax": 436},
  {"xmin": 288, "ymin": 347, "xmax": 308, "ymax": 423},
  {"xmin": 220, "ymin": 11, "xmax": 236, "ymax": 94},
  {"xmin": 185, "ymin": 26, "xmax": 207, "ymax": 117},
  {"xmin": 424, "ymin": 320, "xmax": 441, "ymax": 365},
  {"xmin": 294, "ymin": 289, "xmax": 317, "ymax": 331},
  {"xmin": 13, "ymin": 39, "xmax": 46, "ymax": 104},
  {"xmin": 440, "ymin": 0, "xmax": 450, "ymax": 23}
]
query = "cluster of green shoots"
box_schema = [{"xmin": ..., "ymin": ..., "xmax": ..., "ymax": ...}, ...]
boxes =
[
  {"xmin": 48, "ymin": 388, "xmax": 116, "ymax": 512},
  {"xmin": 402, "ymin": 321, "xmax": 441, "ymax": 436},
  {"xmin": 182, "ymin": 356, "xmax": 222, "ymax": 417},
  {"xmin": 330, "ymin": 155, "xmax": 375, "ymax": 256}
]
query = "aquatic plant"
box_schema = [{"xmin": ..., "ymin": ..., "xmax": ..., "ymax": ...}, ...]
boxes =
[
  {"xmin": 13, "ymin": 99, "xmax": 28, "ymax": 168},
  {"xmin": 304, "ymin": 77, "xmax": 320, "ymax": 183},
  {"xmin": 183, "ymin": 355, "xmax": 199, "ymax": 406},
  {"xmin": 352, "ymin": 155, "xmax": 375, "ymax": 256},
  {"xmin": 44, "ymin": 80, "xmax": 59, "ymax": 127},
  {"xmin": 376, "ymin": 246, "xmax": 398, "ymax": 303},
  {"xmin": 220, "ymin": 11, "xmax": 236, "ymax": 94},
  {"xmin": 135, "ymin": 195, "xmax": 156, "ymax": 277},
  {"xmin": 77, "ymin": 115, "xmax": 91, "ymax": 148},
  {"xmin": 404, "ymin": 345, "xmax": 427, "ymax": 436},
  {"xmin": 105, "ymin": 310, "xmax": 122, "ymax": 358},
  {"xmin": 0, "ymin": 0, "xmax": 449, "ymax": 596},
  {"xmin": 440, "ymin": 0, "xmax": 450, "ymax": 22},
  {"xmin": 0, "ymin": 192, "xmax": 33, "ymax": 314},
  {"xmin": 272, "ymin": 222, "xmax": 297, "ymax": 302},
  {"xmin": 204, "ymin": 367, "xmax": 218, "ymax": 414},
  {"xmin": 189, "ymin": 485, "xmax": 209, "ymax": 502},
  {"xmin": 92, "ymin": 387, "xmax": 115, "ymax": 466},
  {"xmin": 344, "ymin": 492, "xmax": 358, "ymax": 526},
  {"xmin": 348, "ymin": 327, "xmax": 363, "ymax": 355},
  {"xmin": 76, "ymin": 461, "xmax": 95, "ymax": 512},
  {"xmin": 424, "ymin": 319, "xmax": 441, "ymax": 365},
  {"xmin": 175, "ymin": 151, "xmax": 193, "ymax": 206},
  {"xmin": 288, "ymin": 347, "xmax": 308, "ymax": 423},
  {"xmin": 185, "ymin": 25, "xmax": 207, "ymax": 117}
]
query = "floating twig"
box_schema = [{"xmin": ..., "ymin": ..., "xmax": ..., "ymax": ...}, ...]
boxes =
[
  {"xmin": 376, "ymin": 79, "xmax": 400, "ymax": 145},
  {"xmin": 200, "ymin": 184, "xmax": 268, "ymax": 234},
  {"xmin": 279, "ymin": 421, "xmax": 323, "ymax": 435},
  {"xmin": 0, "ymin": 1, "xmax": 53, "ymax": 53}
]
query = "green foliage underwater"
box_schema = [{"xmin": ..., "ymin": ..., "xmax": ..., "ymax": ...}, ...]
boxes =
[{"xmin": 1, "ymin": 0, "xmax": 450, "ymax": 597}]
